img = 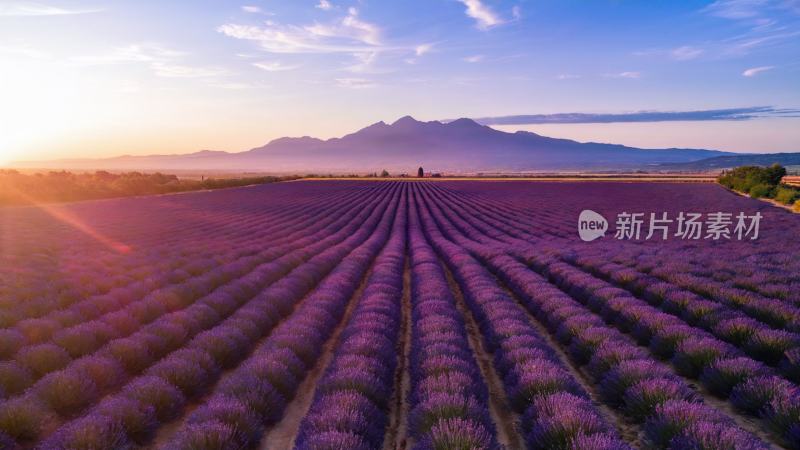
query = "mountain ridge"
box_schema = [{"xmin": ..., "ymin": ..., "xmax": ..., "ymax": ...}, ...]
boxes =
[{"xmin": 10, "ymin": 116, "xmax": 748, "ymax": 173}]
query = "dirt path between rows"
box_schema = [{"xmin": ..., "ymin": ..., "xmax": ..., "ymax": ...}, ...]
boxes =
[
  {"xmin": 441, "ymin": 264, "xmax": 527, "ymax": 450},
  {"xmin": 383, "ymin": 257, "xmax": 412, "ymax": 450},
  {"xmin": 259, "ymin": 264, "xmax": 375, "ymax": 450}
]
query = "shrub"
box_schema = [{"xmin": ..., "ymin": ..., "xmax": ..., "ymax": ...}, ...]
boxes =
[
  {"xmin": 96, "ymin": 397, "xmax": 158, "ymax": 444},
  {"xmin": 644, "ymin": 400, "xmax": 728, "ymax": 448},
  {"xmin": 416, "ymin": 418, "xmax": 495, "ymax": 450},
  {"xmin": 16, "ymin": 343, "xmax": 72, "ymax": 378},
  {"xmin": 52, "ymin": 325, "xmax": 102, "ymax": 358},
  {"xmin": 0, "ymin": 398, "xmax": 50, "ymax": 442},
  {"xmin": 105, "ymin": 337, "xmax": 154, "ymax": 373},
  {"xmin": 188, "ymin": 396, "xmax": 262, "ymax": 446},
  {"xmin": 146, "ymin": 357, "xmax": 212, "ymax": 397},
  {"xmin": 623, "ymin": 379, "xmax": 698, "ymax": 422},
  {"xmin": 527, "ymin": 406, "xmax": 609, "ymax": 449},
  {"xmin": 167, "ymin": 420, "xmax": 243, "ymax": 450},
  {"xmin": 72, "ymin": 355, "xmax": 127, "ymax": 391},
  {"xmin": 599, "ymin": 360, "xmax": 674, "ymax": 404},
  {"xmin": 42, "ymin": 414, "xmax": 130, "ymax": 450},
  {"xmin": 700, "ymin": 357, "xmax": 770, "ymax": 397},
  {"xmin": 16, "ymin": 318, "xmax": 61, "ymax": 344},
  {"xmin": 0, "ymin": 362, "xmax": 33, "ymax": 396},
  {"xmin": 671, "ymin": 337, "xmax": 736, "ymax": 378},
  {"xmin": 745, "ymin": 329, "xmax": 800, "ymax": 365},
  {"xmin": 409, "ymin": 393, "xmax": 486, "ymax": 436},
  {"xmin": 749, "ymin": 183, "xmax": 773, "ymax": 198},
  {"xmin": 569, "ymin": 433, "xmax": 633, "ymax": 450},
  {"xmin": 36, "ymin": 369, "xmax": 100, "ymax": 417},
  {"xmin": 775, "ymin": 186, "xmax": 799, "ymax": 205},
  {"xmin": 670, "ymin": 421, "xmax": 768, "ymax": 450},
  {"xmin": 0, "ymin": 330, "xmax": 24, "ymax": 359},
  {"xmin": 295, "ymin": 431, "xmax": 371, "ymax": 450},
  {"xmin": 730, "ymin": 375, "xmax": 794, "ymax": 414},
  {"xmin": 122, "ymin": 376, "xmax": 185, "ymax": 422},
  {"xmin": 216, "ymin": 373, "xmax": 285, "ymax": 423}
]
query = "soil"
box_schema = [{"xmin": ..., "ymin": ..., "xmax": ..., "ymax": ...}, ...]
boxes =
[
  {"xmin": 441, "ymin": 263, "xmax": 527, "ymax": 450},
  {"xmin": 383, "ymin": 258, "xmax": 413, "ymax": 450},
  {"xmin": 259, "ymin": 264, "xmax": 374, "ymax": 450}
]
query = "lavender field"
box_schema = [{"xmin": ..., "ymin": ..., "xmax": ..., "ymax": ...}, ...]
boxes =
[{"xmin": 1, "ymin": 180, "xmax": 799, "ymax": 450}]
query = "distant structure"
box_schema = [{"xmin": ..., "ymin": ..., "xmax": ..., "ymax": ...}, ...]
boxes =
[
  {"xmin": 380, "ymin": 169, "xmax": 390, "ymax": 177},
  {"xmin": 418, "ymin": 167, "xmax": 424, "ymax": 178}
]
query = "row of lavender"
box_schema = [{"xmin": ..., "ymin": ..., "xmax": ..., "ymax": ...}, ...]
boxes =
[
  {"xmin": 417, "ymin": 181, "xmax": 799, "ymax": 448},
  {"xmin": 0, "ymin": 182, "xmax": 400, "ymax": 447}
]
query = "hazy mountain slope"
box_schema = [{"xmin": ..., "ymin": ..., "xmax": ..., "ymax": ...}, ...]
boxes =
[
  {"xmin": 658, "ymin": 152, "xmax": 800, "ymax": 171},
  {"xmin": 12, "ymin": 116, "xmax": 736, "ymax": 172}
]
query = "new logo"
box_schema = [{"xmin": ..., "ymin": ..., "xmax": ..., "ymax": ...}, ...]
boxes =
[{"xmin": 578, "ymin": 210, "xmax": 608, "ymax": 242}]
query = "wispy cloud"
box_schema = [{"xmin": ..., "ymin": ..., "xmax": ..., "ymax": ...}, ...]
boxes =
[
  {"xmin": 556, "ymin": 74, "xmax": 581, "ymax": 80},
  {"xmin": 316, "ymin": 0, "xmax": 333, "ymax": 11},
  {"xmin": 742, "ymin": 65, "xmax": 774, "ymax": 76},
  {"xmin": 470, "ymin": 106, "xmax": 799, "ymax": 125},
  {"xmin": 0, "ymin": 2, "xmax": 102, "ymax": 16},
  {"xmin": 415, "ymin": 43, "xmax": 433, "ymax": 56},
  {"xmin": 253, "ymin": 61, "xmax": 299, "ymax": 72},
  {"xmin": 241, "ymin": 5, "xmax": 262, "ymax": 13},
  {"xmin": 345, "ymin": 51, "xmax": 380, "ymax": 72},
  {"xmin": 335, "ymin": 77, "xmax": 375, "ymax": 88},
  {"xmin": 218, "ymin": 7, "xmax": 383, "ymax": 53},
  {"xmin": 703, "ymin": 0, "xmax": 768, "ymax": 19},
  {"xmin": 307, "ymin": 7, "xmax": 381, "ymax": 46},
  {"xmin": 151, "ymin": 63, "xmax": 228, "ymax": 78},
  {"xmin": 458, "ymin": 0, "xmax": 503, "ymax": 30},
  {"xmin": 671, "ymin": 45, "xmax": 704, "ymax": 60},
  {"xmin": 73, "ymin": 44, "xmax": 225, "ymax": 78},
  {"xmin": 605, "ymin": 71, "xmax": 641, "ymax": 79},
  {"xmin": 702, "ymin": 0, "xmax": 800, "ymax": 55},
  {"xmin": 463, "ymin": 55, "xmax": 484, "ymax": 63},
  {"xmin": 0, "ymin": 43, "xmax": 49, "ymax": 59}
]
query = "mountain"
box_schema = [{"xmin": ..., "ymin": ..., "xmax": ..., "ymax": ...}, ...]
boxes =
[
  {"xmin": 11, "ymin": 116, "xmax": 737, "ymax": 173},
  {"xmin": 658, "ymin": 152, "xmax": 800, "ymax": 172}
]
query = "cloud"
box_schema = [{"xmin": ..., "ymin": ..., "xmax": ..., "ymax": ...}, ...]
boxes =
[
  {"xmin": 470, "ymin": 106, "xmax": 800, "ymax": 125},
  {"xmin": 415, "ymin": 43, "xmax": 433, "ymax": 56},
  {"xmin": 671, "ymin": 45, "xmax": 704, "ymax": 60},
  {"xmin": 72, "ymin": 44, "xmax": 186, "ymax": 65},
  {"xmin": 253, "ymin": 61, "xmax": 299, "ymax": 72},
  {"xmin": 316, "ymin": 0, "xmax": 333, "ymax": 10},
  {"xmin": 218, "ymin": 7, "xmax": 383, "ymax": 53},
  {"xmin": 556, "ymin": 74, "xmax": 580, "ymax": 80},
  {"xmin": 345, "ymin": 51, "xmax": 379, "ymax": 72},
  {"xmin": 463, "ymin": 55, "xmax": 484, "ymax": 63},
  {"xmin": 703, "ymin": 0, "xmax": 769, "ymax": 19},
  {"xmin": 73, "ymin": 44, "xmax": 225, "ymax": 79},
  {"xmin": 605, "ymin": 71, "xmax": 641, "ymax": 79},
  {"xmin": 0, "ymin": 43, "xmax": 50, "ymax": 59},
  {"xmin": 241, "ymin": 5, "xmax": 261, "ymax": 13},
  {"xmin": 742, "ymin": 65, "xmax": 774, "ymax": 76},
  {"xmin": 335, "ymin": 77, "xmax": 375, "ymax": 88},
  {"xmin": 458, "ymin": 0, "xmax": 503, "ymax": 29},
  {"xmin": 0, "ymin": 2, "xmax": 102, "ymax": 16},
  {"xmin": 701, "ymin": 0, "xmax": 800, "ymax": 55},
  {"xmin": 151, "ymin": 63, "xmax": 228, "ymax": 78}
]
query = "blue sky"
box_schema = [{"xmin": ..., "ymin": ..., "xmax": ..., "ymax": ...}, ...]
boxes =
[{"xmin": 0, "ymin": 0, "xmax": 798, "ymax": 162}]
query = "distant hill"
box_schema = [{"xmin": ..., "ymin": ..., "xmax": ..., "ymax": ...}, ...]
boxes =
[
  {"xmin": 658, "ymin": 152, "xmax": 800, "ymax": 172},
  {"xmin": 12, "ymin": 116, "xmax": 736, "ymax": 173}
]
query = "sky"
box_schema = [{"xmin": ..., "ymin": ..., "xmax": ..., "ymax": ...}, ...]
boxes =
[{"xmin": 1, "ymin": 0, "xmax": 799, "ymax": 164}]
